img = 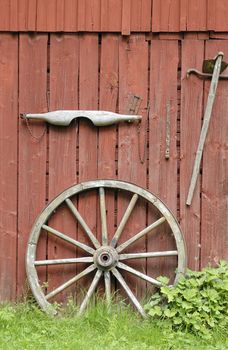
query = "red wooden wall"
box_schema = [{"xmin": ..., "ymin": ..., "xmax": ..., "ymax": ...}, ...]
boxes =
[
  {"xmin": 0, "ymin": 1, "xmax": 228, "ymax": 302},
  {"xmin": 1, "ymin": 0, "xmax": 228, "ymax": 33},
  {"xmin": 0, "ymin": 32, "xmax": 227, "ymax": 301}
]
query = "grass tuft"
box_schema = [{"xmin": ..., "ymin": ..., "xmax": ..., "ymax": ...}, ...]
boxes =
[{"xmin": 0, "ymin": 300, "xmax": 227, "ymax": 350}]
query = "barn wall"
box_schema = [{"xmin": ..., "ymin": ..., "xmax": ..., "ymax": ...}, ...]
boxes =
[
  {"xmin": 0, "ymin": 31, "xmax": 227, "ymax": 300},
  {"xmin": 1, "ymin": 0, "xmax": 228, "ymax": 33}
]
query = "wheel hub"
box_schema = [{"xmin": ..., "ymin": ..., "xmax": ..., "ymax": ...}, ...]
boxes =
[{"xmin": 94, "ymin": 246, "xmax": 119, "ymax": 270}]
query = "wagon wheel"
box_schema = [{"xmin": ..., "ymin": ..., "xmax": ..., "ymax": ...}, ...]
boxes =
[{"xmin": 26, "ymin": 180, "xmax": 187, "ymax": 317}]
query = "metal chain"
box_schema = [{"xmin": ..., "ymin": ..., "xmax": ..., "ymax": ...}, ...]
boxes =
[
  {"xmin": 24, "ymin": 91, "xmax": 49, "ymax": 142},
  {"xmin": 25, "ymin": 117, "xmax": 47, "ymax": 142}
]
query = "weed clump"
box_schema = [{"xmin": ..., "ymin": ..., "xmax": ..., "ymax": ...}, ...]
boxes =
[{"xmin": 145, "ymin": 261, "xmax": 228, "ymax": 338}]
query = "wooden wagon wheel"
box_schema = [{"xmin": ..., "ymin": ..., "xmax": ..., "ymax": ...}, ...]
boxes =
[{"xmin": 26, "ymin": 180, "xmax": 187, "ymax": 317}]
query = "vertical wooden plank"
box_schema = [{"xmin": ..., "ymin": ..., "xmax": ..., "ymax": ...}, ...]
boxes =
[
  {"xmin": 56, "ymin": 0, "xmax": 64, "ymax": 31},
  {"xmin": 207, "ymin": 0, "xmax": 228, "ymax": 32},
  {"xmin": 64, "ymin": 0, "xmax": 78, "ymax": 32},
  {"xmin": 78, "ymin": 0, "xmax": 101, "ymax": 32},
  {"xmin": 47, "ymin": 34, "xmax": 78, "ymax": 299},
  {"xmin": 100, "ymin": 0, "xmax": 122, "ymax": 32},
  {"xmin": 180, "ymin": 0, "xmax": 187, "ymax": 31},
  {"xmin": 0, "ymin": 0, "xmax": 10, "ymax": 30},
  {"xmin": 152, "ymin": 0, "xmax": 180, "ymax": 32},
  {"xmin": 207, "ymin": 0, "xmax": 216, "ymax": 31},
  {"xmin": 0, "ymin": 34, "xmax": 18, "ymax": 300},
  {"xmin": 18, "ymin": 34, "xmax": 47, "ymax": 296},
  {"xmin": 37, "ymin": 0, "xmax": 57, "ymax": 32},
  {"xmin": 180, "ymin": 0, "xmax": 207, "ymax": 31},
  {"xmin": 98, "ymin": 34, "xmax": 119, "ymax": 241},
  {"xmin": 9, "ymin": 0, "xmax": 18, "ymax": 31},
  {"xmin": 201, "ymin": 40, "xmax": 228, "ymax": 267},
  {"xmin": 148, "ymin": 40, "xmax": 178, "ymax": 280},
  {"xmin": 131, "ymin": 0, "xmax": 152, "ymax": 32},
  {"xmin": 180, "ymin": 40, "xmax": 204, "ymax": 270},
  {"xmin": 27, "ymin": 0, "xmax": 37, "ymax": 31},
  {"xmin": 18, "ymin": 0, "xmax": 37, "ymax": 31},
  {"xmin": 122, "ymin": 0, "xmax": 131, "ymax": 35},
  {"xmin": 118, "ymin": 35, "xmax": 148, "ymax": 297},
  {"xmin": 78, "ymin": 34, "xmax": 99, "ymax": 294}
]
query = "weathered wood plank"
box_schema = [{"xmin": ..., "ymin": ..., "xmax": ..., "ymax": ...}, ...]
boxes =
[
  {"xmin": 78, "ymin": 34, "xmax": 99, "ymax": 298},
  {"xmin": 118, "ymin": 34, "xmax": 148, "ymax": 297},
  {"xmin": 180, "ymin": 40, "xmax": 204, "ymax": 270},
  {"xmin": 36, "ymin": 0, "xmax": 57, "ymax": 32},
  {"xmin": 18, "ymin": 34, "xmax": 48, "ymax": 296},
  {"xmin": 131, "ymin": 0, "xmax": 152, "ymax": 32},
  {"xmin": 152, "ymin": 0, "xmax": 180, "ymax": 32},
  {"xmin": 0, "ymin": 0, "xmax": 10, "ymax": 30},
  {"xmin": 180, "ymin": 0, "xmax": 207, "ymax": 31},
  {"xmin": 100, "ymin": 0, "xmax": 122, "ymax": 31},
  {"xmin": 18, "ymin": 0, "xmax": 37, "ymax": 31},
  {"xmin": 0, "ymin": 34, "xmax": 18, "ymax": 300},
  {"xmin": 207, "ymin": 0, "xmax": 228, "ymax": 32},
  {"xmin": 47, "ymin": 34, "xmax": 78, "ymax": 300},
  {"xmin": 98, "ymin": 34, "xmax": 119, "ymax": 244},
  {"xmin": 64, "ymin": 0, "xmax": 78, "ymax": 32},
  {"xmin": 201, "ymin": 40, "xmax": 228, "ymax": 267},
  {"xmin": 78, "ymin": 0, "xmax": 101, "ymax": 32},
  {"xmin": 148, "ymin": 40, "xmax": 178, "ymax": 281},
  {"xmin": 122, "ymin": 0, "xmax": 131, "ymax": 35}
]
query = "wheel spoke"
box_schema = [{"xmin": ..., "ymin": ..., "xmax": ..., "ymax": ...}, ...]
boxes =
[
  {"xmin": 35, "ymin": 257, "xmax": 93, "ymax": 266},
  {"xmin": 116, "ymin": 217, "xmax": 166, "ymax": 253},
  {"xmin": 99, "ymin": 188, "xmax": 108, "ymax": 246},
  {"xmin": 65, "ymin": 198, "xmax": 100, "ymax": 249},
  {"xmin": 79, "ymin": 269, "xmax": 103, "ymax": 315},
  {"xmin": 119, "ymin": 250, "xmax": 178, "ymax": 260},
  {"xmin": 111, "ymin": 194, "xmax": 138, "ymax": 247},
  {"xmin": 117, "ymin": 262, "xmax": 161, "ymax": 286},
  {"xmin": 42, "ymin": 224, "xmax": 95, "ymax": 255},
  {"xmin": 104, "ymin": 271, "xmax": 111, "ymax": 305},
  {"xmin": 45, "ymin": 264, "xmax": 96, "ymax": 300},
  {"xmin": 111, "ymin": 267, "xmax": 146, "ymax": 317}
]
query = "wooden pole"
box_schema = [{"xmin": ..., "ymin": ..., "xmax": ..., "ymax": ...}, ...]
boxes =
[{"xmin": 186, "ymin": 52, "xmax": 224, "ymax": 206}]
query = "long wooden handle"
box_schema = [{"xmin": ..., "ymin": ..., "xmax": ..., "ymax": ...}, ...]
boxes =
[{"xmin": 186, "ymin": 52, "xmax": 224, "ymax": 206}]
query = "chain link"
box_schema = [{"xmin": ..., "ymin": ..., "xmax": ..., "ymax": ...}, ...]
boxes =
[{"xmin": 25, "ymin": 117, "xmax": 47, "ymax": 142}]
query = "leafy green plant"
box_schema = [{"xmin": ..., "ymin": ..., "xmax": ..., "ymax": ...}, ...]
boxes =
[{"xmin": 145, "ymin": 261, "xmax": 228, "ymax": 338}]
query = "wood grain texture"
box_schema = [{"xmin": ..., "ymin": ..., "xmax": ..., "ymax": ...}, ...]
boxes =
[
  {"xmin": 36, "ymin": 0, "xmax": 57, "ymax": 32},
  {"xmin": 18, "ymin": 0, "xmax": 37, "ymax": 31},
  {"xmin": 78, "ymin": 34, "xmax": 99, "ymax": 296},
  {"xmin": 148, "ymin": 40, "xmax": 178, "ymax": 281},
  {"xmin": 100, "ymin": 0, "xmax": 122, "ymax": 31},
  {"xmin": 1, "ymin": 0, "xmax": 228, "ymax": 32},
  {"xmin": 0, "ymin": 34, "xmax": 18, "ymax": 300},
  {"xmin": 180, "ymin": 40, "xmax": 204, "ymax": 270},
  {"xmin": 98, "ymin": 34, "xmax": 119, "ymax": 242},
  {"xmin": 131, "ymin": 0, "xmax": 152, "ymax": 32},
  {"xmin": 0, "ymin": 0, "xmax": 10, "ymax": 30},
  {"xmin": 47, "ymin": 35, "xmax": 78, "ymax": 299},
  {"xmin": 201, "ymin": 40, "xmax": 228, "ymax": 267},
  {"xmin": 122, "ymin": 0, "xmax": 131, "ymax": 35},
  {"xmin": 152, "ymin": 0, "xmax": 180, "ymax": 32},
  {"xmin": 18, "ymin": 34, "xmax": 48, "ymax": 296},
  {"xmin": 180, "ymin": 0, "xmax": 207, "ymax": 31},
  {"xmin": 118, "ymin": 34, "xmax": 148, "ymax": 297},
  {"xmin": 78, "ymin": 0, "xmax": 101, "ymax": 31},
  {"xmin": 207, "ymin": 0, "xmax": 228, "ymax": 32},
  {"xmin": 64, "ymin": 0, "xmax": 78, "ymax": 32}
]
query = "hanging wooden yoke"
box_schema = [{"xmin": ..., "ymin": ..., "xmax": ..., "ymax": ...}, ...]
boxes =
[{"xmin": 20, "ymin": 110, "xmax": 142, "ymax": 126}]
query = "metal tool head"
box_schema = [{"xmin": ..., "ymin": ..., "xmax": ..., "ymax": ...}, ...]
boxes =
[{"xmin": 202, "ymin": 52, "xmax": 228, "ymax": 74}]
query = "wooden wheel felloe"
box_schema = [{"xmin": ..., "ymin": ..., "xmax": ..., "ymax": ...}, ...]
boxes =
[{"xmin": 26, "ymin": 180, "xmax": 187, "ymax": 317}]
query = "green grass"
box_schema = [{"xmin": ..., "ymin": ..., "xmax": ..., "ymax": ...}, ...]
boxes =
[{"xmin": 0, "ymin": 301, "xmax": 227, "ymax": 350}]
